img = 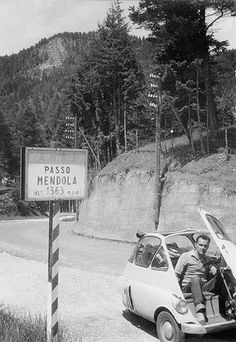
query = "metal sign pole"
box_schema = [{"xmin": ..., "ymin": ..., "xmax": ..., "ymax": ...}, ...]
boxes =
[{"xmin": 47, "ymin": 201, "xmax": 60, "ymax": 341}]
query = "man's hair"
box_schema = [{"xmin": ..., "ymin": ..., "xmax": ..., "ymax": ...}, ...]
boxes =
[{"xmin": 196, "ymin": 234, "xmax": 211, "ymax": 244}]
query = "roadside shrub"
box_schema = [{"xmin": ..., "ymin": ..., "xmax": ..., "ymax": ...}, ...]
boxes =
[
  {"xmin": 0, "ymin": 186, "xmax": 46, "ymax": 217},
  {"xmin": 0, "ymin": 309, "xmax": 82, "ymax": 342},
  {"xmin": 0, "ymin": 193, "xmax": 18, "ymax": 216}
]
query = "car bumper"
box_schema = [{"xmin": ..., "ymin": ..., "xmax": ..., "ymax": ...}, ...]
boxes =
[
  {"xmin": 181, "ymin": 319, "xmax": 236, "ymax": 335},
  {"xmin": 181, "ymin": 322, "xmax": 206, "ymax": 334}
]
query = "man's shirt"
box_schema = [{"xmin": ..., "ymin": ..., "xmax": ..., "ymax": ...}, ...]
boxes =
[{"xmin": 175, "ymin": 250, "xmax": 211, "ymax": 288}]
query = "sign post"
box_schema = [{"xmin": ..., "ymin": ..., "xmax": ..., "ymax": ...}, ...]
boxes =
[
  {"xmin": 47, "ymin": 200, "xmax": 60, "ymax": 341},
  {"xmin": 21, "ymin": 147, "xmax": 87, "ymax": 341}
]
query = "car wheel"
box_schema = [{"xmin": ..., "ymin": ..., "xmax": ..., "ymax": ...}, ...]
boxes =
[{"xmin": 156, "ymin": 311, "xmax": 185, "ymax": 342}]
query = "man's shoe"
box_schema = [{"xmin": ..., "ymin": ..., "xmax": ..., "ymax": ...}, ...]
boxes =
[
  {"xmin": 196, "ymin": 312, "xmax": 206, "ymax": 325},
  {"xmin": 195, "ymin": 303, "xmax": 206, "ymax": 313}
]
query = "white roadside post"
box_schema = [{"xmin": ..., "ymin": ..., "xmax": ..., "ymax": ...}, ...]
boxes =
[
  {"xmin": 20, "ymin": 147, "xmax": 88, "ymax": 342},
  {"xmin": 47, "ymin": 200, "xmax": 60, "ymax": 341}
]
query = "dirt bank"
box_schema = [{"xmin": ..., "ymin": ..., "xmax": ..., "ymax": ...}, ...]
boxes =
[{"xmin": 76, "ymin": 152, "xmax": 236, "ymax": 242}]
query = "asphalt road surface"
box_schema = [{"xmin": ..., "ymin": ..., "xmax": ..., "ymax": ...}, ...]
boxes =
[
  {"xmin": 0, "ymin": 218, "xmax": 132, "ymax": 275},
  {"xmin": 0, "ymin": 218, "xmax": 235, "ymax": 342}
]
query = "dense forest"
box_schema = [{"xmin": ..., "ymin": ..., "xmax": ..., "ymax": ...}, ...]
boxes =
[{"xmin": 0, "ymin": 0, "xmax": 236, "ymax": 215}]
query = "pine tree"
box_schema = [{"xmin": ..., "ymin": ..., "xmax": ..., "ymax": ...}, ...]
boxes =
[
  {"xmin": 0, "ymin": 109, "xmax": 14, "ymax": 177},
  {"xmin": 129, "ymin": 0, "xmax": 235, "ymax": 139},
  {"xmin": 15, "ymin": 100, "xmax": 46, "ymax": 150},
  {"xmin": 70, "ymin": 0, "xmax": 145, "ymax": 163}
]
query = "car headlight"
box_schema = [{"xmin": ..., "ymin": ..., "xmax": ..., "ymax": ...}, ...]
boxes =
[{"xmin": 172, "ymin": 295, "xmax": 188, "ymax": 314}]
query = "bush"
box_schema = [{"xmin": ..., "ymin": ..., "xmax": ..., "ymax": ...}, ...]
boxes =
[
  {"xmin": 0, "ymin": 187, "xmax": 47, "ymax": 217},
  {"xmin": 0, "ymin": 308, "xmax": 82, "ymax": 342},
  {"xmin": 0, "ymin": 193, "xmax": 18, "ymax": 216}
]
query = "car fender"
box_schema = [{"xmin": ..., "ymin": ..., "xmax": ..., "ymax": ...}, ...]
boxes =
[
  {"xmin": 117, "ymin": 275, "xmax": 134, "ymax": 310},
  {"xmin": 125, "ymin": 279, "xmax": 196, "ymax": 324}
]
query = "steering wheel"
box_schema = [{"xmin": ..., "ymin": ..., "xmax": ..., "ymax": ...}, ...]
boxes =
[{"xmin": 203, "ymin": 257, "xmax": 222, "ymax": 267}]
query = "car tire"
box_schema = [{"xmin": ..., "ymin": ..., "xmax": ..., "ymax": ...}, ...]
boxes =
[{"xmin": 156, "ymin": 311, "xmax": 185, "ymax": 342}]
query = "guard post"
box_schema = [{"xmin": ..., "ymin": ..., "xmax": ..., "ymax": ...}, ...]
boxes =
[
  {"xmin": 48, "ymin": 200, "xmax": 60, "ymax": 340},
  {"xmin": 21, "ymin": 147, "xmax": 87, "ymax": 341}
]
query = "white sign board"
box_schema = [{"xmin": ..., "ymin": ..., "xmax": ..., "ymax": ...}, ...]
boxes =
[{"xmin": 21, "ymin": 147, "xmax": 87, "ymax": 201}]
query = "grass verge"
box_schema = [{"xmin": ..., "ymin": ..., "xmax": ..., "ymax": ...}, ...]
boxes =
[{"xmin": 0, "ymin": 308, "xmax": 82, "ymax": 342}]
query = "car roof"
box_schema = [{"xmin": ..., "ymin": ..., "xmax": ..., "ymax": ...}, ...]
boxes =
[{"xmin": 138, "ymin": 228, "xmax": 210, "ymax": 238}]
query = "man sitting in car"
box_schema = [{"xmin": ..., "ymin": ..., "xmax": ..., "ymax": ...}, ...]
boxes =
[{"xmin": 175, "ymin": 234, "xmax": 236, "ymax": 324}]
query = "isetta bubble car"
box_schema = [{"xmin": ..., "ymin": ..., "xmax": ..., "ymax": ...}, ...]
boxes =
[{"xmin": 118, "ymin": 208, "xmax": 236, "ymax": 342}]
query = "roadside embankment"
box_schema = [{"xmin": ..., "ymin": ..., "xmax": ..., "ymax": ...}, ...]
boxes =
[{"xmin": 75, "ymin": 152, "xmax": 236, "ymax": 242}]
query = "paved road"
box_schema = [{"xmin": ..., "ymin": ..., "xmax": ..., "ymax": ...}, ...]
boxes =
[
  {"xmin": 0, "ymin": 218, "xmax": 133, "ymax": 275},
  {"xmin": 0, "ymin": 219, "xmax": 235, "ymax": 342}
]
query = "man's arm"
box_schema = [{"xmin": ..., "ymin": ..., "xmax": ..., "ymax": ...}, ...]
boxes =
[
  {"xmin": 175, "ymin": 253, "xmax": 188, "ymax": 282},
  {"xmin": 204, "ymin": 256, "xmax": 218, "ymax": 277}
]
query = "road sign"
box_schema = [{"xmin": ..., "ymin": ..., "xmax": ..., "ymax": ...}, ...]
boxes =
[
  {"xmin": 20, "ymin": 146, "xmax": 88, "ymax": 341},
  {"xmin": 21, "ymin": 147, "xmax": 87, "ymax": 201}
]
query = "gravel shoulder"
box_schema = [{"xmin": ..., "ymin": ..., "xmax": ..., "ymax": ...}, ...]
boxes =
[{"xmin": 0, "ymin": 221, "xmax": 158, "ymax": 342}]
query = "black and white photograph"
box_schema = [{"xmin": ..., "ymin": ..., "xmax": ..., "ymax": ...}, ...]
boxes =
[{"xmin": 1, "ymin": 1, "xmax": 236, "ymax": 341}]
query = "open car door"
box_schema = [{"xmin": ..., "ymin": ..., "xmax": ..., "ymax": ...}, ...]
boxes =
[{"xmin": 199, "ymin": 208, "xmax": 236, "ymax": 279}]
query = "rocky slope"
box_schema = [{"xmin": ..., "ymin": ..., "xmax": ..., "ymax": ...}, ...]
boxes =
[{"xmin": 75, "ymin": 147, "xmax": 236, "ymax": 242}]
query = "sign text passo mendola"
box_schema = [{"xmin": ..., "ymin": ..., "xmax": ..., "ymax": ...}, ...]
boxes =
[
  {"xmin": 23, "ymin": 148, "xmax": 88, "ymax": 201},
  {"xmin": 28, "ymin": 163, "xmax": 85, "ymax": 200},
  {"xmin": 37, "ymin": 166, "xmax": 77, "ymax": 186}
]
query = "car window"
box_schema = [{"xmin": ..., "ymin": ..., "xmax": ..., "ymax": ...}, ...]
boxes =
[
  {"xmin": 206, "ymin": 214, "xmax": 231, "ymax": 241},
  {"xmin": 134, "ymin": 236, "xmax": 161, "ymax": 268},
  {"xmin": 166, "ymin": 235, "xmax": 193, "ymax": 256},
  {"xmin": 128, "ymin": 243, "xmax": 138, "ymax": 263},
  {"xmin": 151, "ymin": 246, "xmax": 168, "ymax": 271}
]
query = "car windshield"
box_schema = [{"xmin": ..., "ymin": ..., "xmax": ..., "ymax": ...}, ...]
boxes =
[
  {"xmin": 166, "ymin": 235, "xmax": 194, "ymax": 255},
  {"xmin": 165, "ymin": 235, "xmax": 194, "ymax": 267},
  {"xmin": 131, "ymin": 236, "xmax": 162, "ymax": 268},
  {"xmin": 206, "ymin": 214, "xmax": 231, "ymax": 241}
]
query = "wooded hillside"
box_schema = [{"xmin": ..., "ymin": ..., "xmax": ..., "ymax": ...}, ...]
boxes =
[{"xmin": 0, "ymin": 0, "xmax": 236, "ymax": 217}]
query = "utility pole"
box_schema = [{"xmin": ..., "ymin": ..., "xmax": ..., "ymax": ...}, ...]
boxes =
[
  {"xmin": 149, "ymin": 73, "xmax": 162, "ymax": 230},
  {"xmin": 65, "ymin": 115, "xmax": 78, "ymax": 215},
  {"xmin": 74, "ymin": 114, "xmax": 78, "ymax": 149},
  {"xmin": 65, "ymin": 116, "xmax": 75, "ymax": 143},
  {"xmin": 74, "ymin": 114, "xmax": 80, "ymax": 221}
]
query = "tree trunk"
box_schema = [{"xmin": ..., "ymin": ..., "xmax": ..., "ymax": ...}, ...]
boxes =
[
  {"xmin": 113, "ymin": 82, "xmax": 121, "ymax": 156},
  {"xmin": 124, "ymin": 99, "xmax": 127, "ymax": 152},
  {"xmin": 153, "ymin": 89, "xmax": 162, "ymax": 230},
  {"xmin": 199, "ymin": 4, "xmax": 218, "ymax": 139},
  {"xmin": 108, "ymin": 101, "xmax": 112, "ymax": 161},
  {"xmin": 164, "ymin": 92, "xmax": 195, "ymax": 152},
  {"xmin": 196, "ymin": 67, "xmax": 205, "ymax": 154},
  {"xmin": 202, "ymin": 59, "xmax": 218, "ymax": 135}
]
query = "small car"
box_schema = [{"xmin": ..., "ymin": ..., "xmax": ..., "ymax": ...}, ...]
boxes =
[{"xmin": 118, "ymin": 208, "xmax": 236, "ymax": 342}]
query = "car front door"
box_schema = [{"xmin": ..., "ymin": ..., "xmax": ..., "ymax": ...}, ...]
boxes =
[
  {"xmin": 128, "ymin": 235, "xmax": 182, "ymax": 321},
  {"xmin": 199, "ymin": 208, "xmax": 236, "ymax": 279}
]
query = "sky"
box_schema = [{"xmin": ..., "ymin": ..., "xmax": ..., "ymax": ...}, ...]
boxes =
[{"xmin": 0, "ymin": 0, "xmax": 236, "ymax": 57}]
